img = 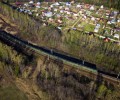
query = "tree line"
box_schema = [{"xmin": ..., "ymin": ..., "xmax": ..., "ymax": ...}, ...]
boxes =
[{"xmin": 0, "ymin": 2, "xmax": 120, "ymax": 74}]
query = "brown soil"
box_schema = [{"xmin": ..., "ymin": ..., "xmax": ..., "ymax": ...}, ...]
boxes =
[{"xmin": 0, "ymin": 14, "xmax": 19, "ymax": 35}]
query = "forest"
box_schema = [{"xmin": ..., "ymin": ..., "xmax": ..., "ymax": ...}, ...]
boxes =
[
  {"xmin": 3, "ymin": 0, "xmax": 120, "ymax": 10},
  {"xmin": 0, "ymin": 0, "xmax": 120, "ymax": 100},
  {"xmin": 0, "ymin": 1, "xmax": 120, "ymax": 74}
]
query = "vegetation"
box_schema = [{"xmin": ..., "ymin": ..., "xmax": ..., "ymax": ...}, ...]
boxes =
[
  {"xmin": 0, "ymin": 1, "xmax": 120, "ymax": 74},
  {"xmin": 76, "ymin": 0, "xmax": 120, "ymax": 10},
  {"xmin": 36, "ymin": 58, "xmax": 120, "ymax": 100},
  {"xmin": 0, "ymin": 85, "xmax": 28, "ymax": 100},
  {"xmin": 2, "ymin": 0, "xmax": 120, "ymax": 10},
  {"xmin": 0, "ymin": 40, "xmax": 119, "ymax": 100},
  {"xmin": 0, "ymin": 1, "xmax": 120, "ymax": 100}
]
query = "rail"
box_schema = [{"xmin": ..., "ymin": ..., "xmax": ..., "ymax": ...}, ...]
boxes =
[{"xmin": 0, "ymin": 30, "xmax": 120, "ymax": 85}]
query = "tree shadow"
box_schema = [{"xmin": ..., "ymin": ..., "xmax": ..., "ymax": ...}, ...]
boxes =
[{"xmin": 95, "ymin": 72, "xmax": 103, "ymax": 91}]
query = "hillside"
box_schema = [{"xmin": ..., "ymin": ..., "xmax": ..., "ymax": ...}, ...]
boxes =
[
  {"xmin": 0, "ymin": 41, "xmax": 120, "ymax": 100},
  {"xmin": 0, "ymin": 1, "xmax": 120, "ymax": 100},
  {"xmin": 0, "ymin": 1, "xmax": 120, "ymax": 74}
]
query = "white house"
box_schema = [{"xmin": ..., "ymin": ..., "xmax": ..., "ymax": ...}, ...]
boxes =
[
  {"xmin": 100, "ymin": 5, "xmax": 104, "ymax": 9},
  {"xmin": 54, "ymin": 9, "xmax": 58, "ymax": 12},
  {"xmin": 37, "ymin": 2, "xmax": 40, "ymax": 5},
  {"xmin": 114, "ymin": 34, "xmax": 119, "ymax": 39},
  {"xmin": 90, "ymin": 6, "xmax": 95, "ymax": 10},
  {"xmin": 91, "ymin": 17, "xmax": 95, "ymax": 21},
  {"xmin": 45, "ymin": 12, "xmax": 53, "ymax": 17},
  {"xmin": 29, "ymin": 1, "xmax": 33, "ymax": 4},
  {"xmin": 94, "ymin": 28, "xmax": 99, "ymax": 32}
]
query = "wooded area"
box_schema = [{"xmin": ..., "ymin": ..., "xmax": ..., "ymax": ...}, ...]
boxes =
[{"xmin": 0, "ymin": 1, "xmax": 120, "ymax": 74}]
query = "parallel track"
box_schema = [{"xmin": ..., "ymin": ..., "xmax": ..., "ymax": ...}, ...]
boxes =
[{"xmin": 0, "ymin": 30, "xmax": 120, "ymax": 85}]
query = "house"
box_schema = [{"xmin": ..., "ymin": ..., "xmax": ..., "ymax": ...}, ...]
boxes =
[
  {"xmin": 90, "ymin": 6, "xmax": 95, "ymax": 10},
  {"xmin": 29, "ymin": 1, "xmax": 34, "ymax": 4},
  {"xmin": 53, "ymin": 2, "xmax": 60, "ymax": 6},
  {"xmin": 114, "ymin": 27, "xmax": 120, "ymax": 32},
  {"xmin": 59, "ymin": 6, "xmax": 63, "ymax": 9},
  {"xmin": 57, "ymin": 19, "xmax": 62, "ymax": 24},
  {"xmin": 60, "ymin": 10, "xmax": 64, "ymax": 13},
  {"xmin": 36, "ymin": 13, "xmax": 39, "ymax": 17},
  {"xmin": 114, "ymin": 34, "xmax": 119, "ymax": 39},
  {"xmin": 57, "ymin": 27, "xmax": 62, "ymax": 30},
  {"xmin": 76, "ymin": 5, "xmax": 81, "ymax": 8},
  {"xmin": 48, "ymin": 18, "xmax": 54, "ymax": 22},
  {"xmin": 111, "ymin": 18, "xmax": 116, "ymax": 24},
  {"xmin": 91, "ymin": 17, "xmax": 95, "ymax": 21},
  {"xmin": 37, "ymin": 2, "xmax": 40, "ymax": 5},
  {"xmin": 117, "ymin": 19, "xmax": 120, "ymax": 23},
  {"xmin": 45, "ymin": 12, "xmax": 53, "ymax": 17},
  {"xmin": 15, "ymin": 2, "xmax": 23, "ymax": 6},
  {"xmin": 107, "ymin": 21, "xmax": 111, "ymax": 24},
  {"xmin": 66, "ymin": 11, "xmax": 70, "ymax": 15},
  {"xmin": 94, "ymin": 28, "xmax": 99, "ymax": 32},
  {"xmin": 100, "ymin": 5, "xmax": 104, "ymax": 9},
  {"xmin": 65, "ymin": 7, "xmax": 69, "ymax": 11},
  {"xmin": 54, "ymin": 8, "xmax": 57, "ymax": 12},
  {"xmin": 104, "ymin": 37, "xmax": 110, "ymax": 42},
  {"xmin": 73, "ymin": 13, "xmax": 78, "ymax": 17},
  {"xmin": 66, "ymin": 2, "xmax": 71, "ymax": 6}
]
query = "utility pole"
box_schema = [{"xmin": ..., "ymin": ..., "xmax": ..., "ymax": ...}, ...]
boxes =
[{"xmin": 117, "ymin": 72, "xmax": 120, "ymax": 79}]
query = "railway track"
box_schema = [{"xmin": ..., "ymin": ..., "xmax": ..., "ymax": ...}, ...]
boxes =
[
  {"xmin": 0, "ymin": 1, "xmax": 120, "ymax": 85},
  {"xmin": 0, "ymin": 30, "xmax": 120, "ymax": 85}
]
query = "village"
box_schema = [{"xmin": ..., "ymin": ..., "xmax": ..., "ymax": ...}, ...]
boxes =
[{"xmin": 14, "ymin": 1, "xmax": 120, "ymax": 43}]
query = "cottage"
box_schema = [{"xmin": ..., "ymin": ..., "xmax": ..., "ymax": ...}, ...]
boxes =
[
  {"xmin": 59, "ymin": 6, "xmax": 63, "ymax": 9},
  {"xmin": 94, "ymin": 28, "xmax": 99, "ymax": 32},
  {"xmin": 104, "ymin": 37, "xmax": 110, "ymax": 42},
  {"xmin": 56, "ymin": 14, "xmax": 61, "ymax": 18},
  {"xmin": 96, "ymin": 24, "xmax": 100, "ymax": 28},
  {"xmin": 54, "ymin": 9, "xmax": 58, "ymax": 12},
  {"xmin": 53, "ymin": 2, "xmax": 59, "ymax": 6},
  {"xmin": 48, "ymin": 18, "xmax": 53, "ymax": 22},
  {"xmin": 114, "ymin": 34, "xmax": 119, "ymax": 39},
  {"xmin": 45, "ymin": 12, "xmax": 53, "ymax": 17},
  {"xmin": 90, "ymin": 6, "xmax": 94, "ymax": 10},
  {"xmin": 36, "ymin": 13, "xmax": 39, "ymax": 17},
  {"xmin": 76, "ymin": 5, "xmax": 81, "ymax": 8},
  {"xmin": 57, "ymin": 19, "xmax": 62, "ymax": 24},
  {"xmin": 29, "ymin": 1, "xmax": 34, "ymax": 4},
  {"xmin": 65, "ymin": 7, "xmax": 69, "ymax": 11},
  {"xmin": 36, "ymin": 5, "xmax": 40, "ymax": 8},
  {"xmin": 100, "ymin": 5, "xmax": 104, "ymax": 9},
  {"xmin": 24, "ymin": 3, "xmax": 28, "ymax": 7},
  {"xmin": 111, "ymin": 18, "xmax": 116, "ymax": 24},
  {"xmin": 107, "ymin": 21, "xmax": 111, "ymax": 24},
  {"xmin": 28, "ymin": 11, "xmax": 32, "ymax": 15},
  {"xmin": 73, "ymin": 13, "xmax": 78, "ymax": 17},
  {"xmin": 66, "ymin": 11, "xmax": 70, "ymax": 15},
  {"xmin": 117, "ymin": 19, "xmax": 120, "ymax": 23},
  {"xmin": 50, "ymin": 5, "xmax": 53, "ymax": 8},
  {"xmin": 91, "ymin": 17, "xmax": 95, "ymax": 21},
  {"xmin": 60, "ymin": 10, "xmax": 64, "ymax": 13},
  {"xmin": 37, "ymin": 2, "xmax": 40, "ymax": 5},
  {"xmin": 15, "ymin": 2, "xmax": 23, "ymax": 6},
  {"xmin": 57, "ymin": 27, "xmax": 62, "ymax": 30},
  {"xmin": 66, "ymin": 2, "xmax": 71, "ymax": 6}
]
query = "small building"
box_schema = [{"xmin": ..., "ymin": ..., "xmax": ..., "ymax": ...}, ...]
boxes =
[
  {"xmin": 114, "ymin": 34, "xmax": 119, "ymax": 39},
  {"xmin": 90, "ymin": 6, "xmax": 95, "ymax": 10},
  {"xmin": 29, "ymin": 1, "xmax": 34, "ymax": 4},
  {"xmin": 15, "ymin": 2, "xmax": 23, "ymax": 6},
  {"xmin": 45, "ymin": 12, "xmax": 53, "ymax": 17},
  {"xmin": 100, "ymin": 5, "xmax": 104, "ymax": 9}
]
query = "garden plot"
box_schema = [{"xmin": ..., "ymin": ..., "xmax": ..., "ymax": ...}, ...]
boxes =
[{"xmin": 13, "ymin": 1, "xmax": 120, "ymax": 41}]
